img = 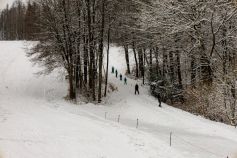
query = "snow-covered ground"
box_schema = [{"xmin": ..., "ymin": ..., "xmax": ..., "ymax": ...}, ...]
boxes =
[{"xmin": 0, "ymin": 41, "xmax": 236, "ymax": 158}]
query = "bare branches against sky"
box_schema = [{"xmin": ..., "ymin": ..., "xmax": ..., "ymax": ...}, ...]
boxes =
[{"xmin": 0, "ymin": 0, "xmax": 16, "ymax": 9}]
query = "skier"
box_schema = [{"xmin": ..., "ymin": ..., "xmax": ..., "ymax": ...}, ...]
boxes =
[
  {"xmin": 120, "ymin": 74, "xmax": 122, "ymax": 81},
  {"xmin": 124, "ymin": 77, "xmax": 127, "ymax": 85},
  {"xmin": 158, "ymin": 94, "xmax": 162, "ymax": 107},
  {"xmin": 115, "ymin": 70, "xmax": 118, "ymax": 78},
  {"xmin": 112, "ymin": 66, "xmax": 114, "ymax": 73},
  {"xmin": 135, "ymin": 84, "xmax": 139, "ymax": 95}
]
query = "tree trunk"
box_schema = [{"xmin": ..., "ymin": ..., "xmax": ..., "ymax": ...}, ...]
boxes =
[
  {"xmin": 230, "ymin": 81, "xmax": 236, "ymax": 125},
  {"xmin": 75, "ymin": 1, "xmax": 81, "ymax": 89},
  {"xmin": 176, "ymin": 51, "xmax": 182, "ymax": 88},
  {"xmin": 222, "ymin": 25, "xmax": 228, "ymax": 109},
  {"xmin": 154, "ymin": 47, "xmax": 160, "ymax": 77},
  {"xmin": 124, "ymin": 44, "xmax": 131, "ymax": 74},
  {"xmin": 149, "ymin": 48, "xmax": 153, "ymax": 81},
  {"xmin": 84, "ymin": 37, "xmax": 88, "ymax": 84},
  {"xmin": 191, "ymin": 55, "xmax": 196, "ymax": 87},
  {"xmin": 98, "ymin": 0, "xmax": 105, "ymax": 103},
  {"xmin": 132, "ymin": 42, "xmax": 139, "ymax": 78},
  {"xmin": 143, "ymin": 49, "xmax": 145, "ymax": 84},
  {"xmin": 68, "ymin": 67, "xmax": 76, "ymax": 99},
  {"xmin": 138, "ymin": 49, "xmax": 144, "ymax": 77},
  {"xmin": 62, "ymin": 0, "xmax": 75, "ymax": 100},
  {"xmin": 169, "ymin": 51, "xmax": 174, "ymax": 83},
  {"xmin": 104, "ymin": 17, "xmax": 110, "ymax": 97},
  {"xmin": 86, "ymin": 0, "xmax": 96, "ymax": 100},
  {"xmin": 163, "ymin": 51, "xmax": 168, "ymax": 78},
  {"xmin": 75, "ymin": 52, "xmax": 80, "ymax": 88}
]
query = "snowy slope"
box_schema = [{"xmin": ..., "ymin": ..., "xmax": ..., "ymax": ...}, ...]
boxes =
[{"xmin": 0, "ymin": 41, "xmax": 236, "ymax": 158}]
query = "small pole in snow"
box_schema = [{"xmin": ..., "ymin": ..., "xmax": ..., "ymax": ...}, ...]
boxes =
[
  {"xmin": 117, "ymin": 115, "xmax": 120, "ymax": 123},
  {"xmin": 170, "ymin": 132, "xmax": 172, "ymax": 147},
  {"xmin": 136, "ymin": 118, "xmax": 139, "ymax": 128},
  {"xmin": 105, "ymin": 112, "xmax": 107, "ymax": 119}
]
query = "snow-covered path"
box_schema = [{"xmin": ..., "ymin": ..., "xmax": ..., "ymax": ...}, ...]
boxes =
[
  {"xmin": 0, "ymin": 41, "xmax": 236, "ymax": 158},
  {"xmin": 76, "ymin": 46, "xmax": 237, "ymax": 158}
]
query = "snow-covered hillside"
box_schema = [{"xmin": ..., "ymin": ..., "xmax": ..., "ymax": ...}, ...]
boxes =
[{"xmin": 0, "ymin": 41, "xmax": 236, "ymax": 158}]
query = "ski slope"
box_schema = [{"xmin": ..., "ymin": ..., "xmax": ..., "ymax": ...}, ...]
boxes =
[{"xmin": 0, "ymin": 41, "xmax": 236, "ymax": 158}]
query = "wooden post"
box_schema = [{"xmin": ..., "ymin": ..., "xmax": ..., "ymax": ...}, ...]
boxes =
[
  {"xmin": 170, "ymin": 132, "xmax": 172, "ymax": 147},
  {"xmin": 117, "ymin": 115, "xmax": 120, "ymax": 123},
  {"xmin": 105, "ymin": 112, "xmax": 107, "ymax": 119},
  {"xmin": 136, "ymin": 118, "xmax": 139, "ymax": 128}
]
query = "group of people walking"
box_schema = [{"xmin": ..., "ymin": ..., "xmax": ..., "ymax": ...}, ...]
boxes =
[
  {"xmin": 112, "ymin": 66, "xmax": 127, "ymax": 85},
  {"xmin": 111, "ymin": 66, "xmax": 161, "ymax": 107}
]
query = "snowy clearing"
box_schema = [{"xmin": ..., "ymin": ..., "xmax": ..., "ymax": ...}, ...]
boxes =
[{"xmin": 0, "ymin": 41, "xmax": 237, "ymax": 158}]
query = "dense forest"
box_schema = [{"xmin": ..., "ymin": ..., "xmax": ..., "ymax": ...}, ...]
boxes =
[
  {"xmin": 1, "ymin": 0, "xmax": 237, "ymax": 126},
  {"xmin": 0, "ymin": 0, "xmax": 40, "ymax": 40}
]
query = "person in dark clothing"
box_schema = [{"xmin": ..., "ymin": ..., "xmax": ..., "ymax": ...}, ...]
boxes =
[
  {"xmin": 157, "ymin": 94, "xmax": 162, "ymax": 107},
  {"xmin": 115, "ymin": 70, "xmax": 118, "ymax": 78},
  {"xmin": 112, "ymin": 66, "xmax": 115, "ymax": 73},
  {"xmin": 120, "ymin": 74, "xmax": 122, "ymax": 81},
  {"xmin": 135, "ymin": 84, "xmax": 139, "ymax": 95},
  {"xmin": 124, "ymin": 77, "xmax": 127, "ymax": 85}
]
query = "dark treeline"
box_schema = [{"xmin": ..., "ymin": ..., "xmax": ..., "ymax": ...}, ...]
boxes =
[
  {"xmin": 1, "ymin": 0, "xmax": 237, "ymax": 125},
  {"xmin": 0, "ymin": 0, "xmax": 40, "ymax": 40}
]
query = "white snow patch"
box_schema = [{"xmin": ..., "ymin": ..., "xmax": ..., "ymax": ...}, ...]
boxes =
[{"xmin": 0, "ymin": 41, "xmax": 236, "ymax": 158}]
